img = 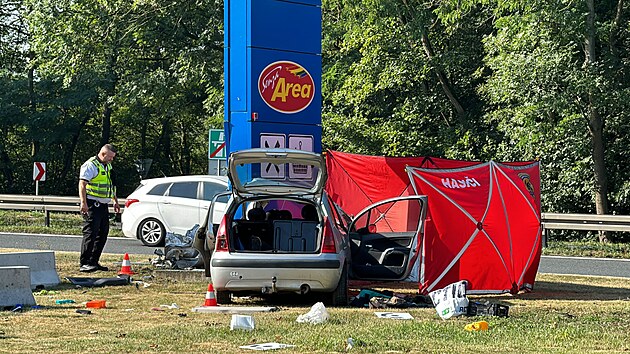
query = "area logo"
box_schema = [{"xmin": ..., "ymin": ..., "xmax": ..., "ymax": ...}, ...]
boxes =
[{"xmin": 258, "ymin": 61, "xmax": 315, "ymax": 114}]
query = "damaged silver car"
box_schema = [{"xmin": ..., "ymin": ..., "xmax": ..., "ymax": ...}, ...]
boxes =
[{"xmin": 194, "ymin": 148, "xmax": 427, "ymax": 306}]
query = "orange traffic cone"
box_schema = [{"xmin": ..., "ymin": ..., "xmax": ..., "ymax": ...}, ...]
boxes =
[
  {"xmin": 203, "ymin": 283, "xmax": 218, "ymax": 306},
  {"xmin": 118, "ymin": 253, "xmax": 136, "ymax": 275}
]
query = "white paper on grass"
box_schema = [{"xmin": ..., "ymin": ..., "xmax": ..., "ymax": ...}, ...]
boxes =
[
  {"xmin": 239, "ymin": 343, "xmax": 296, "ymax": 351},
  {"xmin": 374, "ymin": 312, "xmax": 414, "ymax": 320},
  {"xmin": 428, "ymin": 280, "xmax": 469, "ymax": 320},
  {"xmin": 230, "ymin": 314, "xmax": 255, "ymax": 331}
]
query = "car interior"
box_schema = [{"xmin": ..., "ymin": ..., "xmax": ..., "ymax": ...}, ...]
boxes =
[
  {"xmin": 348, "ymin": 198, "xmax": 423, "ymax": 279},
  {"xmin": 231, "ymin": 199, "xmax": 321, "ymax": 253}
]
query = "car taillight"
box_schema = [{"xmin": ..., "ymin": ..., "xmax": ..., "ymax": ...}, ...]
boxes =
[
  {"xmin": 125, "ymin": 199, "xmax": 139, "ymax": 208},
  {"xmin": 322, "ymin": 217, "xmax": 336, "ymax": 253},
  {"xmin": 214, "ymin": 215, "xmax": 229, "ymax": 252}
]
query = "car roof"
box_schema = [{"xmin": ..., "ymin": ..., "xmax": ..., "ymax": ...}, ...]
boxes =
[{"xmin": 140, "ymin": 175, "xmax": 229, "ymax": 186}]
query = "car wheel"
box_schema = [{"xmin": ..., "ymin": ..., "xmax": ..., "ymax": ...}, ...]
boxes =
[
  {"xmin": 138, "ymin": 218, "xmax": 165, "ymax": 247},
  {"xmin": 216, "ymin": 290, "xmax": 232, "ymax": 304},
  {"xmin": 329, "ymin": 263, "xmax": 349, "ymax": 306}
]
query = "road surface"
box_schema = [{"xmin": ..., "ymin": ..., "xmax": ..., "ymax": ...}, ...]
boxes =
[{"xmin": 1, "ymin": 232, "xmax": 629, "ymax": 278}]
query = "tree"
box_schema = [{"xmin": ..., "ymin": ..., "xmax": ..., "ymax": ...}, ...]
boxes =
[
  {"xmin": 472, "ymin": 0, "xmax": 630, "ymax": 241},
  {"xmin": 321, "ymin": 0, "xmax": 495, "ymax": 159}
]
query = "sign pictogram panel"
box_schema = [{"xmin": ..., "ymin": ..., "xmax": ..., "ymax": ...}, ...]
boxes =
[
  {"xmin": 288, "ymin": 135, "xmax": 313, "ymax": 180},
  {"xmin": 260, "ymin": 134, "xmax": 286, "ymax": 179}
]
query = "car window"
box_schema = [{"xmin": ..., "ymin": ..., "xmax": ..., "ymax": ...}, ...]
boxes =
[
  {"xmin": 147, "ymin": 183, "xmax": 171, "ymax": 196},
  {"xmin": 202, "ymin": 182, "xmax": 228, "ymax": 201},
  {"xmin": 167, "ymin": 182, "xmax": 199, "ymax": 199},
  {"xmin": 330, "ymin": 201, "xmax": 350, "ymax": 233}
]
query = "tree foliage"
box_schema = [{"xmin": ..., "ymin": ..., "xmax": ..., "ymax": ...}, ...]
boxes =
[{"xmin": 1, "ymin": 0, "xmax": 630, "ymax": 242}]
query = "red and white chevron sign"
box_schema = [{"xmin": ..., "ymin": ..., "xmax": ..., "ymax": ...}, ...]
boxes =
[{"xmin": 33, "ymin": 162, "xmax": 46, "ymax": 181}]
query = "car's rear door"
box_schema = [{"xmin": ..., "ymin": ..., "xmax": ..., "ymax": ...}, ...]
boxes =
[
  {"xmin": 347, "ymin": 195, "xmax": 427, "ymax": 282},
  {"xmin": 158, "ymin": 181, "xmax": 202, "ymax": 235}
]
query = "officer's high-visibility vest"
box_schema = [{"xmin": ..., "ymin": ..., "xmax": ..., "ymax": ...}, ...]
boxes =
[{"xmin": 86, "ymin": 156, "xmax": 115, "ymax": 199}]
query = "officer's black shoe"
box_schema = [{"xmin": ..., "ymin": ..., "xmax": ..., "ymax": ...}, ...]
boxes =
[{"xmin": 94, "ymin": 264, "xmax": 109, "ymax": 271}]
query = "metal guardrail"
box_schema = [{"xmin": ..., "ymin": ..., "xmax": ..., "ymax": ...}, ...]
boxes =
[
  {"xmin": 2, "ymin": 195, "xmax": 630, "ymax": 235},
  {"xmin": 0, "ymin": 194, "xmax": 126, "ymax": 227},
  {"xmin": 541, "ymin": 212, "xmax": 630, "ymax": 246},
  {"xmin": 541, "ymin": 212, "xmax": 630, "ymax": 232}
]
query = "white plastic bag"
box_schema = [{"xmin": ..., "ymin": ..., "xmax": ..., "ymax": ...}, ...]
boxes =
[
  {"xmin": 296, "ymin": 302, "xmax": 329, "ymax": 324},
  {"xmin": 428, "ymin": 280, "xmax": 469, "ymax": 320}
]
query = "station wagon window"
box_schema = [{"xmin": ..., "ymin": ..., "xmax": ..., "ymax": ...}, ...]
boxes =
[
  {"xmin": 167, "ymin": 182, "xmax": 198, "ymax": 199},
  {"xmin": 147, "ymin": 183, "xmax": 170, "ymax": 196},
  {"xmin": 202, "ymin": 182, "xmax": 228, "ymax": 201}
]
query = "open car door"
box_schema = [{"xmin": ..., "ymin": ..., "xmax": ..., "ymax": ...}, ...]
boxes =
[
  {"xmin": 193, "ymin": 191, "xmax": 231, "ymax": 276},
  {"xmin": 347, "ymin": 195, "xmax": 427, "ymax": 282}
]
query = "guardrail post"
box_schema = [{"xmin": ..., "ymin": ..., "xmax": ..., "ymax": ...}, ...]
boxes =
[
  {"xmin": 45, "ymin": 211, "xmax": 50, "ymax": 227},
  {"xmin": 542, "ymin": 227, "xmax": 547, "ymax": 248}
]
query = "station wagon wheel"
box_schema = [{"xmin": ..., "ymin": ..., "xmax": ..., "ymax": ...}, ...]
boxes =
[
  {"xmin": 138, "ymin": 218, "xmax": 165, "ymax": 247},
  {"xmin": 216, "ymin": 290, "xmax": 232, "ymax": 304}
]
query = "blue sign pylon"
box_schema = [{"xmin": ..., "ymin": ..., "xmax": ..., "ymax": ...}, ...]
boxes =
[{"xmin": 224, "ymin": 0, "xmax": 322, "ymax": 182}]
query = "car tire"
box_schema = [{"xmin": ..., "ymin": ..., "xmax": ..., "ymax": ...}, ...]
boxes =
[
  {"xmin": 137, "ymin": 218, "xmax": 166, "ymax": 247},
  {"xmin": 329, "ymin": 262, "xmax": 349, "ymax": 306},
  {"xmin": 216, "ymin": 290, "xmax": 232, "ymax": 304}
]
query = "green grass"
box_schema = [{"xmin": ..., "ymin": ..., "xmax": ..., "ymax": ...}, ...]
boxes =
[
  {"xmin": 1, "ymin": 249, "xmax": 630, "ymax": 353},
  {"xmin": 0, "ymin": 210, "xmax": 124, "ymax": 237},
  {"xmin": 542, "ymin": 241, "xmax": 630, "ymax": 259}
]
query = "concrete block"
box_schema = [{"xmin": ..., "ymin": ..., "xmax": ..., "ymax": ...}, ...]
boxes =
[
  {"xmin": 0, "ymin": 266, "xmax": 37, "ymax": 308},
  {"xmin": 0, "ymin": 251, "xmax": 61, "ymax": 289}
]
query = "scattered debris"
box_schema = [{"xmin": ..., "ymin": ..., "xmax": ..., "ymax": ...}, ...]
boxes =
[
  {"xmin": 296, "ymin": 302, "xmax": 329, "ymax": 324},
  {"xmin": 239, "ymin": 343, "xmax": 295, "ymax": 351},
  {"xmin": 374, "ymin": 312, "xmax": 414, "ymax": 320},
  {"xmin": 55, "ymin": 299, "xmax": 75, "ymax": 305},
  {"xmin": 75, "ymin": 309, "xmax": 91, "ymax": 315},
  {"xmin": 464, "ymin": 320, "xmax": 489, "ymax": 331},
  {"xmin": 350, "ymin": 288, "xmax": 432, "ymax": 308},
  {"xmin": 466, "ymin": 301, "xmax": 509, "ymax": 317},
  {"xmin": 65, "ymin": 275, "xmax": 131, "ymax": 288},
  {"xmin": 160, "ymin": 303, "xmax": 179, "ymax": 309},
  {"xmin": 429, "ymin": 280, "xmax": 469, "ymax": 320},
  {"xmin": 86, "ymin": 300, "xmax": 106, "ymax": 309},
  {"xmin": 230, "ymin": 314, "xmax": 255, "ymax": 331},
  {"xmin": 152, "ymin": 225, "xmax": 202, "ymax": 270},
  {"xmin": 346, "ymin": 337, "xmax": 367, "ymax": 351}
]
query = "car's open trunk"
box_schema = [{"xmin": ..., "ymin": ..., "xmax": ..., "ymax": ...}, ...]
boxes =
[{"xmin": 229, "ymin": 199, "xmax": 322, "ymax": 253}]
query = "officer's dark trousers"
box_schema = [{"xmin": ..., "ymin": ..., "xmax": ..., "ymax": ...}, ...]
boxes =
[{"xmin": 80, "ymin": 199, "xmax": 110, "ymax": 266}]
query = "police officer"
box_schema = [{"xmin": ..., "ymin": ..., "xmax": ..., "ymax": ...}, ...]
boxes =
[{"xmin": 78, "ymin": 144, "xmax": 120, "ymax": 272}]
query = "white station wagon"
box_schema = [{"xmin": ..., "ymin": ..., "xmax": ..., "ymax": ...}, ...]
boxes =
[{"xmin": 122, "ymin": 175, "xmax": 229, "ymax": 246}]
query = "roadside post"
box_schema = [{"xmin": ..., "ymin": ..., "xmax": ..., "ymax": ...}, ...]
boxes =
[{"xmin": 33, "ymin": 162, "xmax": 46, "ymax": 196}]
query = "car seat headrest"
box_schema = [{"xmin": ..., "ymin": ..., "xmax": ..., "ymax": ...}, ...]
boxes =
[
  {"xmin": 301, "ymin": 204, "xmax": 318, "ymax": 221},
  {"xmin": 247, "ymin": 207, "xmax": 266, "ymax": 221}
]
